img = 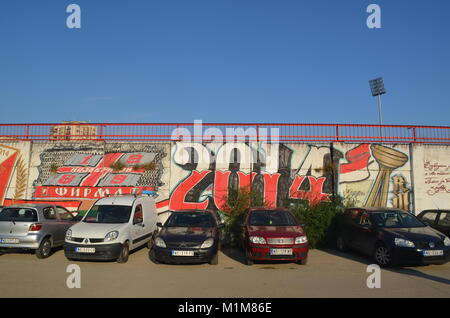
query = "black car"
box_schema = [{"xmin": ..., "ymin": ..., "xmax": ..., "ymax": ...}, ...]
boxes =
[
  {"xmin": 417, "ymin": 209, "xmax": 450, "ymax": 237},
  {"xmin": 149, "ymin": 210, "xmax": 222, "ymax": 265},
  {"xmin": 336, "ymin": 208, "xmax": 450, "ymax": 266}
]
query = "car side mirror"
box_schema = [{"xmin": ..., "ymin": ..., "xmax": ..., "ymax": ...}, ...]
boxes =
[
  {"xmin": 156, "ymin": 222, "xmax": 163, "ymax": 228},
  {"xmin": 300, "ymin": 222, "xmax": 307, "ymax": 227}
]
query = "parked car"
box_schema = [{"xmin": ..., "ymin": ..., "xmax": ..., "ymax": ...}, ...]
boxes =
[
  {"xmin": 417, "ymin": 209, "xmax": 450, "ymax": 237},
  {"xmin": 64, "ymin": 194, "xmax": 157, "ymax": 263},
  {"xmin": 150, "ymin": 209, "xmax": 222, "ymax": 265},
  {"xmin": 0, "ymin": 204, "xmax": 78, "ymax": 258},
  {"xmin": 239, "ymin": 208, "xmax": 309, "ymax": 265},
  {"xmin": 336, "ymin": 208, "xmax": 450, "ymax": 266}
]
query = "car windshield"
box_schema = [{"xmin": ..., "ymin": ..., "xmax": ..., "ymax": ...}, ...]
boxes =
[
  {"xmin": 0, "ymin": 208, "xmax": 38, "ymax": 222},
  {"xmin": 166, "ymin": 212, "xmax": 216, "ymax": 227},
  {"xmin": 249, "ymin": 210, "xmax": 298, "ymax": 226},
  {"xmin": 371, "ymin": 211, "xmax": 426, "ymax": 228},
  {"xmin": 83, "ymin": 205, "xmax": 132, "ymax": 224}
]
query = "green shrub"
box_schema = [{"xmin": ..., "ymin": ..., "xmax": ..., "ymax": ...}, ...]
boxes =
[
  {"xmin": 219, "ymin": 187, "xmax": 267, "ymax": 247},
  {"xmin": 288, "ymin": 196, "xmax": 346, "ymax": 249},
  {"xmin": 218, "ymin": 187, "xmax": 348, "ymax": 249}
]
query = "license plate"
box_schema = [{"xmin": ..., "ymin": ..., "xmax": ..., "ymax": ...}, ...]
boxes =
[
  {"xmin": 75, "ymin": 247, "xmax": 96, "ymax": 253},
  {"xmin": 172, "ymin": 250, "xmax": 194, "ymax": 256},
  {"xmin": 0, "ymin": 238, "xmax": 19, "ymax": 244},
  {"xmin": 270, "ymin": 248, "xmax": 293, "ymax": 256},
  {"xmin": 423, "ymin": 250, "xmax": 443, "ymax": 257}
]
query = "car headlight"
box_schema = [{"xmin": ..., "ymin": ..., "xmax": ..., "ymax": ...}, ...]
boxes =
[
  {"xmin": 295, "ymin": 236, "xmax": 308, "ymax": 244},
  {"xmin": 249, "ymin": 236, "xmax": 266, "ymax": 244},
  {"xmin": 201, "ymin": 238, "xmax": 214, "ymax": 249},
  {"xmin": 65, "ymin": 229, "xmax": 72, "ymax": 240},
  {"xmin": 154, "ymin": 237, "xmax": 166, "ymax": 248},
  {"xmin": 395, "ymin": 238, "xmax": 415, "ymax": 248},
  {"xmin": 444, "ymin": 237, "xmax": 450, "ymax": 247},
  {"xmin": 104, "ymin": 231, "xmax": 119, "ymax": 242}
]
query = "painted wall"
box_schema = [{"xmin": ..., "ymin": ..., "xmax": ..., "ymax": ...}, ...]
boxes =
[
  {"xmin": 0, "ymin": 140, "xmax": 447, "ymax": 215},
  {"xmin": 411, "ymin": 145, "xmax": 450, "ymax": 213}
]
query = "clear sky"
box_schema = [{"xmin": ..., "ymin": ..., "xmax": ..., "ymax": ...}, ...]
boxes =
[{"xmin": 1, "ymin": 0, "xmax": 449, "ymax": 125}]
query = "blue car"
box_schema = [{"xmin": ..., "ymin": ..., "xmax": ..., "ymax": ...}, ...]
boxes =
[{"xmin": 336, "ymin": 208, "xmax": 450, "ymax": 266}]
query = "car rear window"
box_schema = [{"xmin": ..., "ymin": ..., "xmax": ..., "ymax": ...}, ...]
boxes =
[
  {"xmin": 249, "ymin": 210, "xmax": 298, "ymax": 226},
  {"xmin": 0, "ymin": 208, "xmax": 38, "ymax": 222}
]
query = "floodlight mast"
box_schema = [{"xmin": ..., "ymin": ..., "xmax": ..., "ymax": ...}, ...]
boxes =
[{"xmin": 369, "ymin": 77, "xmax": 386, "ymax": 142}]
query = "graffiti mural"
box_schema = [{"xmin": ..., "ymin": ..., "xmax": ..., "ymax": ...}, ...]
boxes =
[
  {"xmin": 411, "ymin": 145, "xmax": 450, "ymax": 213},
  {"xmin": 0, "ymin": 143, "xmax": 30, "ymax": 206},
  {"xmin": 29, "ymin": 142, "xmax": 167, "ymax": 210},
  {"xmin": 158, "ymin": 142, "xmax": 339, "ymax": 212},
  {"xmin": 335, "ymin": 143, "xmax": 412, "ymax": 211},
  {"xmin": 160, "ymin": 142, "xmax": 412, "ymax": 213},
  {"xmin": 0, "ymin": 139, "xmax": 440, "ymax": 215}
]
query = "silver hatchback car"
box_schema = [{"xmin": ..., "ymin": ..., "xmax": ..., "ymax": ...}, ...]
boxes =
[{"xmin": 0, "ymin": 204, "xmax": 78, "ymax": 258}]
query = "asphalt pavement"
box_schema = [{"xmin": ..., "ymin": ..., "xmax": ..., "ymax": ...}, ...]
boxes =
[{"xmin": 0, "ymin": 246, "xmax": 449, "ymax": 297}]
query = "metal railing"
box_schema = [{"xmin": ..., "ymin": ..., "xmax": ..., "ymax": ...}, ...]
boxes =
[{"xmin": 0, "ymin": 122, "xmax": 449, "ymax": 144}]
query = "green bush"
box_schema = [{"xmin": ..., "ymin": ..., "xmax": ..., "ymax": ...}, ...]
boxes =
[
  {"xmin": 219, "ymin": 187, "xmax": 266, "ymax": 247},
  {"xmin": 288, "ymin": 196, "xmax": 346, "ymax": 249},
  {"xmin": 218, "ymin": 187, "xmax": 348, "ymax": 249}
]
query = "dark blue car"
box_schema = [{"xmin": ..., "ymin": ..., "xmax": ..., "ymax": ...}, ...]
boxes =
[
  {"xmin": 336, "ymin": 208, "xmax": 450, "ymax": 266},
  {"xmin": 149, "ymin": 210, "xmax": 223, "ymax": 265}
]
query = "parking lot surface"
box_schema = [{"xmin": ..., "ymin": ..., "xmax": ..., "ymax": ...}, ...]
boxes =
[{"xmin": 0, "ymin": 247, "xmax": 449, "ymax": 298}]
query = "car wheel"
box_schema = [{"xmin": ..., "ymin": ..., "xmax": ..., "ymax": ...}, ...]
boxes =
[
  {"xmin": 36, "ymin": 238, "xmax": 52, "ymax": 259},
  {"xmin": 336, "ymin": 235, "xmax": 348, "ymax": 252},
  {"xmin": 209, "ymin": 251, "xmax": 219, "ymax": 265},
  {"xmin": 374, "ymin": 243, "xmax": 392, "ymax": 267},
  {"xmin": 0, "ymin": 249, "xmax": 5, "ymax": 256},
  {"xmin": 297, "ymin": 257, "xmax": 308, "ymax": 265},
  {"xmin": 117, "ymin": 241, "xmax": 130, "ymax": 264},
  {"xmin": 149, "ymin": 248, "xmax": 160, "ymax": 264}
]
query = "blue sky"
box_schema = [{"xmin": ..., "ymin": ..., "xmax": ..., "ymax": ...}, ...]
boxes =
[{"xmin": 0, "ymin": 0, "xmax": 449, "ymax": 125}]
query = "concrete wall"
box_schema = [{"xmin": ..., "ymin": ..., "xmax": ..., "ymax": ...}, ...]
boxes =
[
  {"xmin": 0, "ymin": 140, "xmax": 448, "ymax": 215},
  {"xmin": 411, "ymin": 145, "xmax": 450, "ymax": 213}
]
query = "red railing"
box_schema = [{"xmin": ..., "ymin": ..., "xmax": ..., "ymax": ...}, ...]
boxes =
[{"xmin": 0, "ymin": 122, "xmax": 449, "ymax": 144}]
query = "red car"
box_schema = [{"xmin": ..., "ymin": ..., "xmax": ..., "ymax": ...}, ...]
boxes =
[{"xmin": 239, "ymin": 208, "xmax": 309, "ymax": 265}]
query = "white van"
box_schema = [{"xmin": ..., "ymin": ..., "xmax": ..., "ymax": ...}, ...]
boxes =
[{"xmin": 64, "ymin": 194, "xmax": 157, "ymax": 263}]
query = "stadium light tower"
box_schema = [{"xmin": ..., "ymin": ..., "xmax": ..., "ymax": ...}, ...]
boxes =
[{"xmin": 369, "ymin": 77, "xmax": 386, "ymax": 140}]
